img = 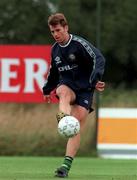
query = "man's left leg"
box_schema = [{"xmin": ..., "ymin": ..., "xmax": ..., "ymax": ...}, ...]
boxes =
[
  {"xmin": 56, "ymin": 105, "xmax": 88, "ymax": 177},
  {"xmin": 65, "ymin": 105, "xmax": 88, "ymax": 157},
  {"xmin": 55, "ymin": 85, "xmax": 77, "ymax": 177}
]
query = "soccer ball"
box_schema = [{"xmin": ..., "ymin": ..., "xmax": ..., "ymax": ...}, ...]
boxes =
[{"xmin": 58, "ymin": 116, "xmax": 80, "ymax": 138}]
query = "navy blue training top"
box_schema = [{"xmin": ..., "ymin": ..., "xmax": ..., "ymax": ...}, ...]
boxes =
[{"xmin": 43, "ymin": 34, "xmax": 105, "ymax": 95}]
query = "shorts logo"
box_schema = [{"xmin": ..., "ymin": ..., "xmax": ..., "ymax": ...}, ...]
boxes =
[{"xmin": 84, "ymin": 100, "xmax": 88, "ymax": 104}]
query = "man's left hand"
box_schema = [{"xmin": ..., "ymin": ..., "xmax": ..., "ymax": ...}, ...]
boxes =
[{"xmin": 95, "ymin": 81, "xmax": 105, "ymax": 91}]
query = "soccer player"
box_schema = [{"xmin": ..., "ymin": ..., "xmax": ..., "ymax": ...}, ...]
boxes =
[{"xmin": 43, "ymin": 13, "xmax": 105, "ymax": 178}]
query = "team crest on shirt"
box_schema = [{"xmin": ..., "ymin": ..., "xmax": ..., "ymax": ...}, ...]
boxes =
[
  {"xmin": 68, "ymin": 54, "xmax": 76, "ymax": 62},
  {"xmin": 55, "ymin": 56, "xmax": 61, "ymax": 64}
]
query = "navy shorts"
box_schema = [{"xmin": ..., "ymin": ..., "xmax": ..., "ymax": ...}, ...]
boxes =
[
  {"xmin": 57, "ymin": 81, "xmax": 94, "ymax": 113},
  {"xmin": 74, "ymin": 89, "xmax": 94, "ymax": 113}
]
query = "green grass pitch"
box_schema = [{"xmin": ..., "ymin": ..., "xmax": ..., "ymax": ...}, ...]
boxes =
[{"xmin": 0, "ymin": 157, "xmax": 136, "ymax": 180}]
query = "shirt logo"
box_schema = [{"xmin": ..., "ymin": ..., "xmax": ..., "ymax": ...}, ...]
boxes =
[
  {"xmin": 68, "ymin": 54, "xmax": 76, "ymax": 62},
  {"xmin": 55, "ymin": 56, "xmax": 61, "ymax": 64},
  {"xmin": 58, "ymin": 64, "xmax": 78, "ymax": 72}
]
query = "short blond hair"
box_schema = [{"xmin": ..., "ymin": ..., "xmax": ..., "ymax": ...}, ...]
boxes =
[{"xmin": 48, "ymin": 13, "xmax": 68, "ymax": 27}]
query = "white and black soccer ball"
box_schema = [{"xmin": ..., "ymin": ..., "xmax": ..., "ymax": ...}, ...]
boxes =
[{"xmin": 58, "ymin": 116, "xmax": 80, "ymax": 138}]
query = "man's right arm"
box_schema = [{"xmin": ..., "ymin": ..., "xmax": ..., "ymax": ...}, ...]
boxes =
[{"xmin": 42, "ymin": 59, "xmax": 59, "ymax": 96}]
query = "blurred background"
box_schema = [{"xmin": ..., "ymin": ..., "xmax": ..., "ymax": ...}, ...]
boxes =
[{"xmin": 0, "ymin": 0, "xmax": 136, "ymax": 157}]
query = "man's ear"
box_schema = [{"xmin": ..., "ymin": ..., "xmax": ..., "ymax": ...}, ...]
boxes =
[{"xmin": 65, "ymin": 25, "xmax": 69, "ymax": 32}]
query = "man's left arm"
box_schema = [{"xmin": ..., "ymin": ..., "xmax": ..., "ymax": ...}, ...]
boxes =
[{"xmin": 79, "ymin": 42, "xmax": 106, "ymax": 90}]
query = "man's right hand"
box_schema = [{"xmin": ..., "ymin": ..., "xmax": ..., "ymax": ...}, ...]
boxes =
[{"xmin": 44, "ymin": 95, "xmax": 51, "ymax": 103}]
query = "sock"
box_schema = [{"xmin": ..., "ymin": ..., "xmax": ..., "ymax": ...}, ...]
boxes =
[
  {"xmin": 56, "ymin": 112, "xmax": 69, "ymax": 122},
  {"xmin": 61, "ymin": 156, "xmax": 73, "ymax": 172}
]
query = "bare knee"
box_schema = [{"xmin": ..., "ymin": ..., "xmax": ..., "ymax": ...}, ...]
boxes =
[
  {"xmin": 56, "ymin": 85, "xmax": 76, "ymax": 103},
  {"xmin": 71, "ymin": 105, "xmax": 88, "ymax": 128}
]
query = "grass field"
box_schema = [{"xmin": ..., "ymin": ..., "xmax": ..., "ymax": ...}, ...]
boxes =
[{"xmin": 0, "ymin": 157, "xmax": 136, "ymax": 180}]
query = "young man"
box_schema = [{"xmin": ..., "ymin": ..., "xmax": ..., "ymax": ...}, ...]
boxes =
[{"xmin": 43, "ymin": 13, "xmax": 105, "ymax": 178}]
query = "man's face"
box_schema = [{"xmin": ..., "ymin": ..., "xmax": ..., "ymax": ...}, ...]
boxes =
[{"xmin": 49, "ymin": 24, "xmax": 69, "ymax": 44}]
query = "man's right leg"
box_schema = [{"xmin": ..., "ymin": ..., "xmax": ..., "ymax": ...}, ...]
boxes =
[{"xmin": 56, "ymin": 84, "xmax": 76, "ymax": 116}]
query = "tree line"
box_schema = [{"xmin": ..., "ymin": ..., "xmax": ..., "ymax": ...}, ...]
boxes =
[{"xmin": 0, "ymin": 0, "xmax": 136, "ymax": 88}]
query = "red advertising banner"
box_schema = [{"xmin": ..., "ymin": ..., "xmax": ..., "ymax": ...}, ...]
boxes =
[{"xmin": 0, "ymin": 45, "xmax": 57, "ymax": 103}]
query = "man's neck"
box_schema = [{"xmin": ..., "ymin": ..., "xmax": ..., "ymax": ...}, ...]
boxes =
[
  {"xmin": 59, "ymin": 34, "xmax": 72, "ymax": 46},
  {"xmin": 60, "ymin": 33, "xmax": 70, "ymax": 45}
]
